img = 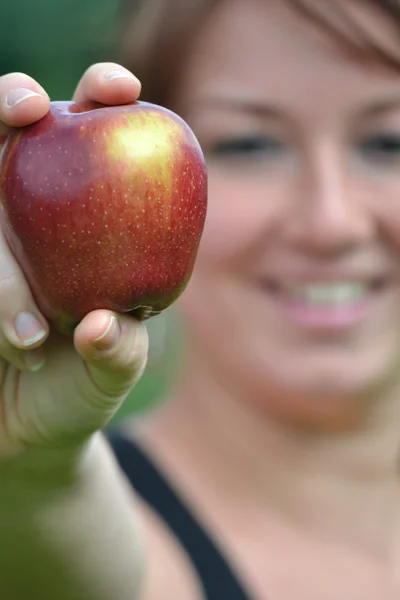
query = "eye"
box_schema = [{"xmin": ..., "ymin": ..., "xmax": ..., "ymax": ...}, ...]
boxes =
[
  {"xmin": 208, "ymin": 135, "xmax": 285, "ymax": 159},
  {"xmin": 357, "ymin": 133, "xmax": 400, "ymax": 160}
]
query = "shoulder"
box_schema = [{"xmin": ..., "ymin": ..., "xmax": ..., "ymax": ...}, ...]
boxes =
[
  {"xmin": 107, "ymin": 427, "xmax": 205, "ymax": 600},
  {"xmin": 135, "ymin": 489, "xmax": 206, "ymax": 600}
]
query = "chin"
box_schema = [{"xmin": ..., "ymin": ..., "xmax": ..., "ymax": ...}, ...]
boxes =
[{"xmin": 247, "ymin": 346, "xmax": 400, "ymax": 431}]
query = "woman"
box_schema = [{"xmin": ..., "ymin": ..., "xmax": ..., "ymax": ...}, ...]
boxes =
[{"xmin": 1, "ymin": 0, "xmax": 400, "ymax": 598}]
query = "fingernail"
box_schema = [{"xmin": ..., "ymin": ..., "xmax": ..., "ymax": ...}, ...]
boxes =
[
  {"xmin": 103, "ymin": 70, "xmax": 139, "ymax": 83},
  {"xmin": 24, "ymin": 348, "xmax": 45, "ymax": 372},
  {"xmin": 92, "ymin": 316, "xmax": 120, "ymax": 350},
  {"xmin": 6, "ymin": 88, "xmax": 43, "ymax": 108},
  {"xmin": 14, "ymin": 312, "xmax": 47, "ymax": 347}
]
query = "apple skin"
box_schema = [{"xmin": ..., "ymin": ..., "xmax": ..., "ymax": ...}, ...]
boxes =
[{"xmin": 0, "ymin": 100, "xmax": 207, "ymax": 334}]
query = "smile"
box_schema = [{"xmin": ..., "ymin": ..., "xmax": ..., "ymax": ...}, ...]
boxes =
[{"xmin": 262, "ymin": 279, "xmax": 388, "ymax": 332}]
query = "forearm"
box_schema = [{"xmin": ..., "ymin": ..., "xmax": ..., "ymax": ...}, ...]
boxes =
[{"xmin": 0, "ymin": 433, "xmax": 145, "ymax": 600}]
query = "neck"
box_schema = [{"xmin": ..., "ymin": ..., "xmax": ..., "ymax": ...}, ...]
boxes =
[{"xmin": 136, "ymin": 354, "xmax": 400, "ymax": 555}]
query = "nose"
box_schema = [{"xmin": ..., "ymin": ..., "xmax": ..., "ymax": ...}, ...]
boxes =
[{"xmin": 283, "ymin": 143, "xmax": 374, "ymax": 255}]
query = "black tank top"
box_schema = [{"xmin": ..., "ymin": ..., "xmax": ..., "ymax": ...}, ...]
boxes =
[{"xmin": 108, "ymin": 431, "xmax": 252, "ymax": 600}]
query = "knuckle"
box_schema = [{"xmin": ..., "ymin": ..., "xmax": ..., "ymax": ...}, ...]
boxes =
[
  {"xmin": 0, "ymin": 272, "xmax": 21, "ymax": 296},
  {"xmin": 0, "ymin": 343, "xmax": 25, "ymax": 372},
  {"xmin": 131, "ymin": 328, "xmax": 149, "ymax": 373},
  {"xmin": 0, "ymin": 270, "xmax": 32, "ymax": 309},
  {"xmin": 0, "ymin": 72, "xmax": 34, "ymax": 89},
  {"xmin": 85, "ymin": 63, "xmax": 124, "ymax": 78},
  {"xmin": 134, "ymin": 325, "xmax": 149, "ymax": 359},
  {"xmin": 83, "ymin": 63, "xmax": 106, "ymax": 78},
  {"xmin": 105, "ymin": 325, "xmax": 148, "ymax": 374}
]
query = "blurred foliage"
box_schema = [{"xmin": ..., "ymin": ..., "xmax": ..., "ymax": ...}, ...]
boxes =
[
  {"xmin": 0, "ymin": 0, "xmax": 121, "ymax": 98},
  {"xmin": 0, "ymin": 0, "xmax": 181, "ymax": 422},
  {"xmin": 111, "ymin": 311, "xmax": 182, "ymax": 423}
]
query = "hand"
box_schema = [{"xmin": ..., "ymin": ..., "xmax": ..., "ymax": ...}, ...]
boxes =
[{"xmin": 0, "ymin": 64, "xmax": 148, "ymax": 459}]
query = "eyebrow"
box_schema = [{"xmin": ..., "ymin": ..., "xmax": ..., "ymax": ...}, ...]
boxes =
[
  {"xmin": 361, "ymin": 96, "xmax": 400, "ymax": 117},
  {"xmin": 188, "ymin": 93, "xmax": 400, "ymax": 120},
  {"xmin": 188, "ymin": 96, "xmax": 283, "ymax": 119}
]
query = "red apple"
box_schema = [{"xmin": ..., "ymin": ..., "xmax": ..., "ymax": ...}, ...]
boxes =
[{"xmin": 0, "ymin": 100, "xmax": 207, "ymax": 334}]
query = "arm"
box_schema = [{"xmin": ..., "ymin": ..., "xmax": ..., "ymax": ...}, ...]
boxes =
[
  {"xmin": 0, "ymin": 66, "xmax": 149, "ymax": 600},
  {"xmin": 0, "ymin": 433, "xmax": 145, "ymax": 600}
]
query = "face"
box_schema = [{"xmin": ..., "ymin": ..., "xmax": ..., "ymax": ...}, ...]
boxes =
[{"xmin": 172, "ymin": 0, "xmax": 400, "ymax": 427}]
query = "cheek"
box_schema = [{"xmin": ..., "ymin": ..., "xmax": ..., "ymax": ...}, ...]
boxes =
[
  {"xmin": 195, "ymin": 176, "xmax": 266, "ymax": 265},
  {"xmin": 364, "ymin": 178, "xmax": 400, "ymax": 246},
  {"xmin": 178, "ymin": 180, "xmax": 256, "ymax": 323},
  {"xmin": 376, "ymin": 199, "xmax": 400, "ymax": 249}
]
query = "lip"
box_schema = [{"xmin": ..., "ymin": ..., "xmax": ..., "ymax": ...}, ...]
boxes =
[
  {"xmin": 261, "ymin": 266, "xmax": 387, "ymax": 284},
  {"xmin": 260, "ymin": 278, "xmax": 389, "ymax": 333}
]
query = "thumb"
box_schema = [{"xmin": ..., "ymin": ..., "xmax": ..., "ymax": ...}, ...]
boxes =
[{"xmin": 74, "ymin": 310, "xmax": 149, "ymax": 400}]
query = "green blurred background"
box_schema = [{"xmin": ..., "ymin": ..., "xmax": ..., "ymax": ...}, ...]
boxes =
[
  {"xmin": 0, "ymin": 0, "xmax": 182, "ymax": 423},
  {"xmin": 1, "ymin": 0, "xmax": 121, "ymax": 99}
]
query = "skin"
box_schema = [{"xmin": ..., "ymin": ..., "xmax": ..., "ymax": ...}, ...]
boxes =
[
  {"xmin": 2, "ymin": 2, "xmax": 400, "ymax": 599},
  {"xmin": 0, "ymin": 64, "xmax": 148, "ymax": 453},
  {"xmin": 128, "ymin": 0, "xmax": 400, "ymax": 598}
]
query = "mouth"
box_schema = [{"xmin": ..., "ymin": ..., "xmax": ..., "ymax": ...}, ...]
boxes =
[{"xmin": 261, "ymin": 278, "xmax": 389, "ymax": 332}]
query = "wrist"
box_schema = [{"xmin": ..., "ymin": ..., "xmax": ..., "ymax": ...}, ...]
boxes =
[{"xmin": 0, "ymin": 433, "xmax": 97, "ymax": 499}]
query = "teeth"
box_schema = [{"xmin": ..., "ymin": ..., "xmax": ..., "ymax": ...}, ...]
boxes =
[{"xmin": 286, "ymin": 282, "xmax": 368, "ymax": 305}]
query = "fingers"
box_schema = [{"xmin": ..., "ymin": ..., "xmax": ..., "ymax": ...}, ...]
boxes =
[
  {"xmin": 74, "ymin": 310, "xmax": 149, "ymax": 400},
  {"xmin": 0, "ymin": 63, "xmax": 141, "ymax": 140},
  {"xmin": 0, "ymin": 231, "xmax": 49, "ymax": 372},
  {"xmin": 73, "ymin": 62, "xmax": 141, "ymax": 106},
  {"xmin": 0, "ymin": 64, "xmax": 143, "ymax": 380},
  {"xmin": 0, "ymin": 73, "xmax": 50, "ymax": 129}
]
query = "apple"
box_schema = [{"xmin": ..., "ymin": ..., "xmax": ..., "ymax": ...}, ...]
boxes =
[{"xmin": 0, "ymin": 100, "xmax": 207, "ymax": 334}]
